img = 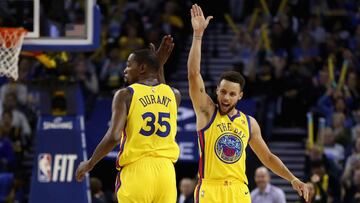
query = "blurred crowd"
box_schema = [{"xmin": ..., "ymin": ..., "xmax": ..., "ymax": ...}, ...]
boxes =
[
  {"xmin": 0, "ymin": 0, "xmax": 360, "ymax": 202},
  {"xmin": 223, "ymin": 0, "xmax": 360, "ymax": 203}
]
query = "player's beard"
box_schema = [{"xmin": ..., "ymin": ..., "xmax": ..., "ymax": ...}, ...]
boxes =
[{"xmin": 218, "ymin": 101, "xmax": 236, "ymax": 115}]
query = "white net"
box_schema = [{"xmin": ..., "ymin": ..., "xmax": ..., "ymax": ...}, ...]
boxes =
[{"xmin": 0, "ymin": 28, "xmax": 27, "ymax": 80}]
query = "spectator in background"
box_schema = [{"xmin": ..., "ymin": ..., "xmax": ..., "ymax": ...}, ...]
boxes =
[
  {"xmin": 351, "ymin": 111, "xmax": 360, "ymax": 141},
  {"xmin": 0, "ymin": 93, "xmax": 31, "ymax": 141},
  {"xmin": 177, "ymin": 177, "xmax": 195, "ymax": 203},
  {"xmin": 270, "ymin": 18, "xmax": 292, "ymax": 55},
  {"xmin": 0, "ymin": 110, "xmax": 23, "ymax": 169},
  {"xmin": 121, "ymin": 9, "xmax": 144, "ymax": 39},
  {"xmin": 73, "ymin": 54, "xmax": 99, "ymax": 118},
  {"xmin": 342, "ymin": 137, "xmax": 360, "ymax": 186},
  {"xmin": 229, "ymin": 26, "xmax": 254, "ymax": 77},
  {"xmin": 0, "ymin": 123, "xmax": 15, "ymax": 172},
  {"xmin": 161, "ymin": 1, "xmax": 184, "ymax": 34},
  {"xmin": 331, "ymin": 112, "xmax": 352, "ymax": 147},
  {"xmin": 145, "ymin": 27, "xmax": 164, "ymax": 48},
  {"xmin": 119, "ymin": 24, "xmax": 144, "ymax": 60},
  {"xmin": 321, "ymin": 127, "xmax": 345, "ymax": 169},
  {"xmin": 308, "ymin": 15, "xmax": 326, "ymax": 44},
  {"xmin": 90, "ymin": 177, "xmax": 109, "ymax": 203},
  {"xmin": 99, "ymin": 46, "xmax": 125, "ymax": 93},
  {"xmin": 346, "ymin": 71, "xmax": 360, "ymax": 107},
  {"xmin": 251, "ymin": 166, "xmax": 286, "ymax": 203},
  {"xmin": 309, "ymin": 160, "xmax": 340, "ymax": 203},
  {"xmin": 316, "ymin": 86, "xmax": 353, "ymax": 127},
  {"xmin": 292, "ymin": 31, "xmax": 319, "ymax": 64},
  {"xmin": 343, "ymin": 168, "xmax": 360, "ymax": 203},
  {"xmin": 160, "ymin": 1, "xmax": 185, "ymax": 79},
  {"xmin": 279, "ymin": 62, "xmax": 307, "ymax": 127}
]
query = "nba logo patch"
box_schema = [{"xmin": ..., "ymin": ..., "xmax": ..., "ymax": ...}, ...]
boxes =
[{"xmin": 38, "ymin": 153, "xmax": 52, "ymax": 182}]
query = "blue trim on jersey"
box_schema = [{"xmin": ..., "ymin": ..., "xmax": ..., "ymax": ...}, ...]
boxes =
[
  {"xmin": 127, "ymin": 86, "xmax": 134, "ymax": 95},
  {"xmin": 227, "ymin": 110, "xmax": 240, "ymax": 121},
  {"xmin": 116, "ymin": 128, "xmax": 127, "ymax": 169},
  {"xmin": 246, "ymin": 114, "xmax": 252, "ymax": 141},
  {"xmin": 200, "ymin": 108, "xmax": 217, "ymax": 132},
  {"xmin": 135, "ymin": 82, "xmax": 161, "ymax": 87}
]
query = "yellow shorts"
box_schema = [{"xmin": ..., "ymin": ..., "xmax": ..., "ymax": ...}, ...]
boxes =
[
  {"xmin": 115, "ymin": 157, "xmax": 177, "ymax": 203},
  {"xmin": 194, "ymin": 179, "xmax": 251, "ymax": 203}
]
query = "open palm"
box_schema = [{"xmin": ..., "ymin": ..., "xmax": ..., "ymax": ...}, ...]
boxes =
[{"xmin": 190, "ymin": 4, "xmax": 213, "ymax": 33}]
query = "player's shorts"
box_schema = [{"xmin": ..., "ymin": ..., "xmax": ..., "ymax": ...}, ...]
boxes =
[
  {"xmin": 194, "ymin": 178, "xmax": 251, "ymax": 203},
  {"xmin": 115, "ymin": 156, "xmax": 177, "ymax": 203}
]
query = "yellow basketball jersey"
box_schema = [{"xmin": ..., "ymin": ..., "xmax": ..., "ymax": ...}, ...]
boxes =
[
  {"xmin": 197, "ymin": 108, "xmax": 251, "ymax": 184},
  {"xmin": 116, "ymin": 83, "xmax": 179, "ymax": 169}
]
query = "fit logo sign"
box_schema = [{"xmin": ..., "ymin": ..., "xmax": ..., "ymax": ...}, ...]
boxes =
[{"xmin": 38, "ymin": 153, "xmax": 78, "ymax": 182}]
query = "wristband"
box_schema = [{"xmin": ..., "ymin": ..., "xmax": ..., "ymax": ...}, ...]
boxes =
[{"xmin": 193, "ymin": 36, "xmax": 202, "ymax": 40}]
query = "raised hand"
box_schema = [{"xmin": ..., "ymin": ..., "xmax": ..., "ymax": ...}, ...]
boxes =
[
  {"xmin": 149, "ymin": 35, "xmax": 174, "ymax": 67},
  {"xmin": 190, "ymin": 4, "xmax": 213, "ymax": 34}
]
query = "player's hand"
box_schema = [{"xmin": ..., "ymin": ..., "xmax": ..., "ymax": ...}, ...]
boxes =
[
  {"xmin": 150, "ymin": 35, "xmax": 174, "ymax": 67},
  {"xmin": 291, "ymin": 179, "xmax": 309, "ymax": 202},
  {"xmin": 75, "ymin": 160, "xmax": 93, "ymax": 182},
  {"xmin": 190, "ymin": 4, "xmax": 213, "ymax": 34}
]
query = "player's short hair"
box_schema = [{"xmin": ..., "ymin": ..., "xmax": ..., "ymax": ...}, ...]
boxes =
[
  {"xmin": 218, "ymin": 71, "xmax": 245, "ymax": 91},
  {"xmin": 133, "ymin": 49, "xmax": 160, "ymax": 71}
]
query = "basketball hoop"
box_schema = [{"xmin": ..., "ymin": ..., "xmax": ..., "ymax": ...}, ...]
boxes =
[{"xmin": 0, "ymin": 28, "xmax": 27, "ymax": 80}]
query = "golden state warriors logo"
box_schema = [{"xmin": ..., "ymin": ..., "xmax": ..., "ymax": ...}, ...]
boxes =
[{"xmin": 215, "ymin": 133, "xmax": 243, "ymax": 164}]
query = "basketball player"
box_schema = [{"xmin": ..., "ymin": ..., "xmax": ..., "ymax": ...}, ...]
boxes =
[
  {"xmin": 75, "ymin": 36, "xmax": 181, "ymax": 203},
  {"xmin": 187, "ymin": 4, "xmax": 309, "ymax": 203}
]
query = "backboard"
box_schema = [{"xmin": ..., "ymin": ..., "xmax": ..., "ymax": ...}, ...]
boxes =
[{"xmin": 0, "ymin": 0, "xmax": 100, "ymax": 51}]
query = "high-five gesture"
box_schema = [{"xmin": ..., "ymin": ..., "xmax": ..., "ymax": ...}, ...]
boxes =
[
  {"xmin": 190, "ymin": 4, "xmax": 213, "ymax": 35},
  {"xmin": 149, "ymin": 35, "xmax": 174, "ymax": 68}
]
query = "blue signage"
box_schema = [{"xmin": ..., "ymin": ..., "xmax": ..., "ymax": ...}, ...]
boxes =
[{"xmin": 29, "ymin": 116, "xmax": 91, "ymax": 203}]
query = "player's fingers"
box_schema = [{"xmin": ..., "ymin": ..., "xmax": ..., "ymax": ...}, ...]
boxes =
[
  {"xmin": 206, "ymin": 16, "xmax": 213, "ymax": 24},
  {"xmin": 164, "ymin": 35, "xmax": 171, "ymax": 45},
  {"xmin": 78, "ymin": 173, "xmax": 84, "ymax": 182},
  {"xmin": 198, "ymin": 5, "xmax": 204, "ymax": 16},
  {"xmin": 191, "ymin": 5, "xmax": 196, "ymax": 17},
  {"xmin": 167, "ymin": 35, "xmax": 173, "ymax": 43},
  {"xmin": 303, "ymin": 187, "xmax": 309, "ymax": 201},
  {"xmin": 196, "ymin": 4, "xmax": 202, "ymax": 16},
  {"xmin": 297, "ymin": 188, "xmax": 302, "ymax": 197},
  {"xmin": 149, "ymin": 43, "xmax": 156, "ymax": 52},
  {"xmin": 194, "ymin": 4, "xmax": 199, "ymax": 16},
  {"xmin": 75, "ymin": 171, "xmax": 81, "ymax": 181},
  {"xmin": 167, "ymin": 43, "xmax": 174, "ymax": 53}
]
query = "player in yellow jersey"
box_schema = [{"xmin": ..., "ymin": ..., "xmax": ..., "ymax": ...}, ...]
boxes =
[
  {"xmin": 187, "ymin": 4, "xmax": 309, "ymax": 203},
  {"xmin": 75, "ymin": 36, "xmax": 181, "ymax": 203}
]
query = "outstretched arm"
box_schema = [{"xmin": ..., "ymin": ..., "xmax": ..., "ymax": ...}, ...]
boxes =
[
  {"xmin": 248, "ymin": 116, "xmax": 309, "ymax": 201},
  {"xmin": 188, "ymin": 4, "xmax": 215, "ymax": 129},
  {"xmin": 75, "ymin": 88, "xmax": 131, "ymax": 181},
  {"xmin": 150, "ymin": 35, "xmax": 174, "ymax": 84}
]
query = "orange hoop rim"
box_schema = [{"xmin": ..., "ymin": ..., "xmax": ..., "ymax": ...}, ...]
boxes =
[{"xmin": 0, "ymin": 27, "xmax": 28, "ymax": 33}]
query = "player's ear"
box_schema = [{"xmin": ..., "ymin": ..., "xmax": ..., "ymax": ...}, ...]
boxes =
[
  {"xmin": 238, "ymin": 91, "xmax": 243, "ymax": 100},
  {"xmin": 139, "ymin": 64, "xmax": 146, "ymax": 74}
]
